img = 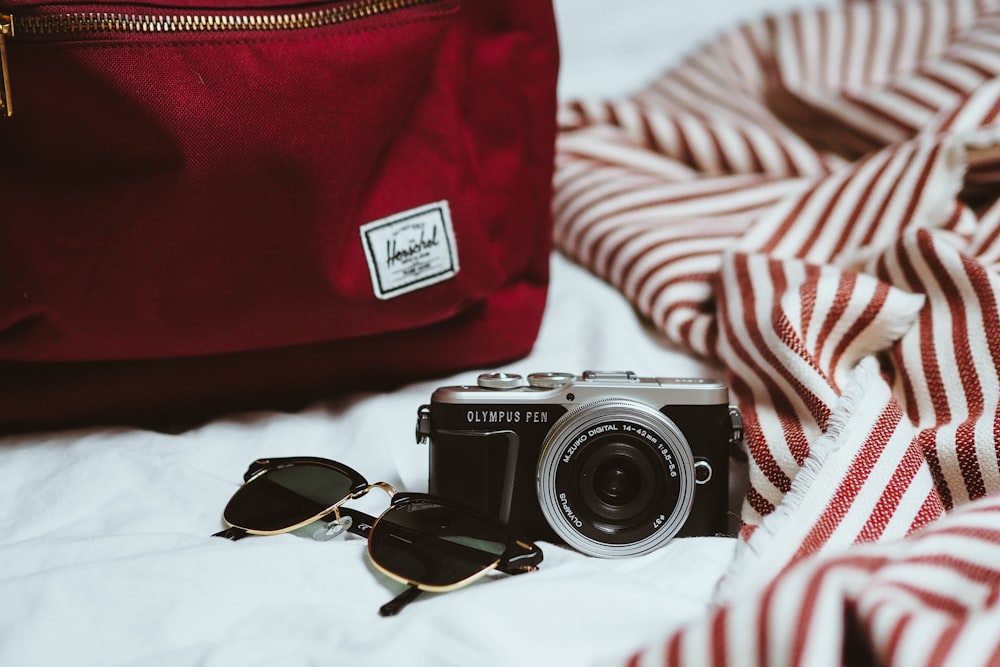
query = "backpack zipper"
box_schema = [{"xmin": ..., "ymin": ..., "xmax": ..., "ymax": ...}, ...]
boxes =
[
  {"xmin": 0, "ymin": 0, "xmax": 439, "ymax": 117},
  {"xmin": 0, "ymin": 13, "xmax": 12, "ymax": 116}
]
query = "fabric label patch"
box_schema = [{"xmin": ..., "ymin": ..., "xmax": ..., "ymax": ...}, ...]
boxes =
[{"xmin": 359, "ymin": 200, "xmax": 459, "ymax": 300}]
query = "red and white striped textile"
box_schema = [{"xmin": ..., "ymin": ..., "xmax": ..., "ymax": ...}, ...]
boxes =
[{"xmin": 553, "ymin": 0, "xmax": 1000, "ymax": 663}]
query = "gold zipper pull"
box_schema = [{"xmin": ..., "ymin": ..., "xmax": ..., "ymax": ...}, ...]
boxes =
[{"xmin": 0, "ymin": 13, "xmax": 12, "ymax": 118}]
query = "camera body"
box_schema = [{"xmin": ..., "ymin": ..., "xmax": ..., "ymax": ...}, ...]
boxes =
[{"xmin": 417, "ymin": 371, "xmax": 741, "ymax": 558}]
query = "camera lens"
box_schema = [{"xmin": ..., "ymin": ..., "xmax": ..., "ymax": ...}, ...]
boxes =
[{"xmin": 536, "ymin": 398, "xmax": 695, "ymax": 558}]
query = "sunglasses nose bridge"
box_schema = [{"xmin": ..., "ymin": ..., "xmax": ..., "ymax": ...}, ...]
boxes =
[
  {"xmin": 350, "ymin": 481, "xmax": 397, "ymax": 501},
  {"xmin": 315, "ymin": 482, "xmax": 394, "ymax": 541}
]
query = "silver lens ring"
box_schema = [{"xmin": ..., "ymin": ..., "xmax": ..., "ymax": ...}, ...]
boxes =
[{"xmin": 536, "ymin": 398, "xmax": 695, "ymax": 558}]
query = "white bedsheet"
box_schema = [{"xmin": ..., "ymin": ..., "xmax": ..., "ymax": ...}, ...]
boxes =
[{"xmin": 0, "ymin": 2, "xmax": 832, "ymax": 665}]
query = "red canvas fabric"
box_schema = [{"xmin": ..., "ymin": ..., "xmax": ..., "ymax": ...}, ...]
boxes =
[
  {"xmin": 0, "ymin": 0, "xmax": 559, "ymax": 431},
  {"xmin": 554, "ymin": 0, "xmax": 1000, "ymax": 663}
]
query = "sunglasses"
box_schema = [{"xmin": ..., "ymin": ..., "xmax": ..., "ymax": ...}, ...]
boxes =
[{"xmin": 212, "ymin": 456, "xmax": 542, "ymax": 616}]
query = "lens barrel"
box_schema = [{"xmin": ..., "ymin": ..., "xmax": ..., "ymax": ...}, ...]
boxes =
[{"xmin": 536, "ymin": 398, "xmax": 695, "ymax": 557}]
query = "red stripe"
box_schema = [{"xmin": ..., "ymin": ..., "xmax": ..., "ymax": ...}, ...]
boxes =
[
  {"xmin": 916, "ymin": 231, "xmax": 988, "ymax": 499},
  {"xmin": 791, "ymin": 557, "xmax": 885, "ymax": 664},
  {"xmin": 890, "ymin": 582, "xmax": 971, "ymax": 618},
  {"xmin": 983, "ymin": 95, "xmax": 1000, "ymax": 124},
  {"xmin": 625, "ymin": 251, "xmax": 725, "ymax": 306},
  {"xmin": 919, "ymin": 66, "xmax": 970, "ymax": 96},
  {"xmin": 600, "ymin": 223, "xmax": 738, "ymax": 283},
  {"xmin": 900, "ymin": 144, "xmax": 944, "ymax": 232},
  {"xmin": 883, "ymin": 607, "xmax": 913, "ymax": 665},
  {"xmin": 840, "ymin": 89, "xmax": 919, "ymax": 138},
  {"xmin": 907, "ymin": 553, "xmax": 1000, "ymax": 585},
  {"xmin": 756, "ymin": 573, "xmax": 778, "ymax": 667},
  {"xmin": 570, "ymin": 177, "xmax": 774, "ymax": 264},
  {"xmin": 829, "ymin": 149, "xmax": 898, "ymax": 258},
  {"xmin": 666, "ymin": 630, "xmax": 683, "ymax": 667},
  {"xmin": 815, "ymin": 272, "xmax": 859, "ymax": 379},
  {"xmin": 765, "ymin": 260, "xmax": 834, "ymax": 430},
  {"xmin": 743, "ymin": 259, "xmax": 821, "ymax": 465},
  {"xmin": 917, "ymin": 428, "xmax": 956, "ymax": 510},
  {"xmin": 858, "ymin": 143, "xmax": 919, "ymax": 248},
  {"xmin": 792, "ymin": 404, "xmax": 903, "ymax": 564},
  {"xmin": 878, "ymin": 245, "xmax": 924, "ymax": 426},
  {"xmin": 746, "ymin": 479, "xmax": 780, "ymax": 518},
  {"xmin": 856, "ymin": 425, "xmax": 928, "ymax": 543},
  {"xmin": 910, "ymin": 491, "xmax": 947, "ymax": 533},
  {"xmin": 898, "ymin": 238, "xmax": 953, "ymax": 426},
  {"xmin": 716, "ymin": 267, "xmax": 796, "ymax": 494},
  {"xmin": 709, "ymin": 609, "xmax": 729, "ymax": 667},
  {"xmin": 828, "ymin": 281, "xmax": 891, "ymax": 383},
  {"xmin": 795, "ymin": 170, "xmax": 860, "ymax": 260},
  {"xmin": 960, "ymin": 251, "xmax": 1000, "ymax": 479},
  {"xmin": 888, "ymin": 80, "xmax": 944, "ymax": 115}
]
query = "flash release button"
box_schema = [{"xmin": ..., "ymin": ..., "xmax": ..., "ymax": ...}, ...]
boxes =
[{"xmin": 527, "ymin": 372, "xmax": 575, "ymax": 389}]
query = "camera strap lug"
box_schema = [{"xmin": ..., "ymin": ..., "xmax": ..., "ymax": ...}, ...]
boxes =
[
  {"xmin": 415, "ymin": 404, "xmax": 432, "ymax": 446},
  {"xmin": 729, "ymin": 405, "xmax": 744, "ymax": 447}
]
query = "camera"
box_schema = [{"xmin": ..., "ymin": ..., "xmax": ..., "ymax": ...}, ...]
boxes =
[{"xmin": 416, "ymin": 370, "xmax": 742, "ymax": 558}]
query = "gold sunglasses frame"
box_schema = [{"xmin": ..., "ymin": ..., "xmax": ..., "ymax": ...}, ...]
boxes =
[{"xmin": 214, "ymin": 457, "xmax": 542, "ymax": 615}]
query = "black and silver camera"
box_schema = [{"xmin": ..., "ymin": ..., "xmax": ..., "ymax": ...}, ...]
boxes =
[{"xmin": 416, "ymin": 371, "xmax": 742, "ymax": 558}]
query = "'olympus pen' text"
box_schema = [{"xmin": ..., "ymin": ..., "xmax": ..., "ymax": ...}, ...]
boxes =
[{"xmin": 466, "ymin": 410, "xmax": 549, "ymax": 424}]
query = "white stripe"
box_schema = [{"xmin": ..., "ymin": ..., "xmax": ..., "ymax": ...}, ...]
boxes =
[
  {"xmin": 820, "ymin": 7, "xmax": 845, "ymax": 89},
  {"xmin": 798, "ymin": 9, "xmax": 825, "ymax": 89},
  {"xmin": 717, "ymin": 255, "xmax": 802, "ymax": 509},
  {"xmin": 834, "ymin": 146, "xmax": 916, "ymax": 266},
  {"xmin": 828, "ymin": 417, "xmax": 918, "ymax": 546},
  {"xmin": 896, "ymin": 1, "xmax": 928, "ymax": 73},
  {"xmin": 853, "ymin": 86, "xmax": 937, "ymax": 132},
  {"xmin": 893, "ymin": 75, "xmax": 962, "ymax": 114},
  {"xmin": 557, "ymin": 129, "xmax": 698, "ymax": 179},
  {"xmin": 940, "ymin": 77, "xmax": 1000, "ymax": 131},
  {"xmin": 773, "ymin": 12, "xmax": 805, "ymax": 86},
  {"xmin": 888, "ymin": 603, "xmax": 951, "ymax": 666},
  {"xmin": 946, "ymin": 611, "xmax": 1000, "ymax": 664},
  {"xmin": 682, "ymin": 312, "xmax": 715, "ymax": 358},
  {"xmin": 599, "ymin": 214, "xmax": 750, "ymax": 285},
  {"xmin": 923, "ymin": 57, "xmax": 989, "ymax": 93},
  {"xmin": 880, "ymin": 466, "xmax": 937, "ymax": 536},
  {"xmin": 870, "ymin": 1, "xmax": 899, "ymax": 85},
  {"xmin": 630, "ymin": 239, "xmax": 728, "ymax": 307},
  {"xmin": 723, "ymin": 597, "xmax": 762, "ymax": 667},
  {"xmin": 884, "ymin": 559, "xmax": 995, "ymax": 606},
  {"xmin": 947, "ymin": 41, "xmax": 1000, "ymax": 78}
]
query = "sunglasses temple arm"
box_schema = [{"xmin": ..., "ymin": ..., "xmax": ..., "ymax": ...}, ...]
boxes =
[
  {"xmin": 379, "ymin": 585, "xmax": 422, "ymax": 617},
  {"xmin": 212, "ymin": 527, "xmax": 249, "ymax": 541}
]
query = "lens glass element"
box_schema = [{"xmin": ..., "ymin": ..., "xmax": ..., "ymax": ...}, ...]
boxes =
[
  {"xmin": 224, "ymin": 464, "xmax": 354, "ymax": 533},
  {"xmin": 594, "ymin": 456, "xmax": 642, "ymax": 506},
  {"xmin": 369, "ymin": 498, "xmax": 506, "ymax": 589}
]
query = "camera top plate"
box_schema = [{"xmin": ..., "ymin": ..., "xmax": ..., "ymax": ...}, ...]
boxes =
[{"xmin": 431, "ymin": 370, "xmax": 730, "ymax": 407}]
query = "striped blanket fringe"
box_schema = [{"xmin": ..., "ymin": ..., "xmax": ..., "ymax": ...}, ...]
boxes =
[{"xmin": 553, "ymin": 0, "xmax": 1000, "ymax": 664}]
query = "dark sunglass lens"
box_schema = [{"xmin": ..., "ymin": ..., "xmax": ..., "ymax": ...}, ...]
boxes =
[
  {"xmin": 223, "ymin": 464, "xmax": 354, "ymax": 533},
  {"xmin": 369, "ymin": 499, "xmax": 507, "ymax": 588}
]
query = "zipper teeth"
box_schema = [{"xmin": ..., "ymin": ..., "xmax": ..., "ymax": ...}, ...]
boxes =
[{"xmin": 16, "ymin": 0, "xmax": 432, "ymax": 35}]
